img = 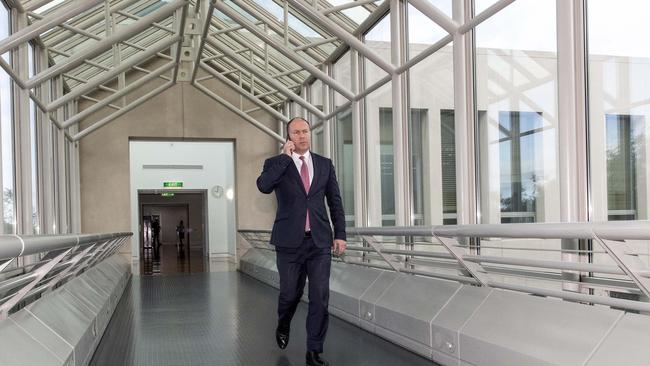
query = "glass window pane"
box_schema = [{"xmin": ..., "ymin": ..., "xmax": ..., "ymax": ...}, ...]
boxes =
[
  {"xmin": 588, "ymin": 0, "xmax": 650, "ymax": 222},
  {"xmin": 334, "ymin": 109, "xmax": 354, "ymax": 226},
  {"xmin": 379, "ymin": 108, "xmax": 395, "ymax": 226},
  {"xmin": 475, "ymin": 0, "xmax": 561, "ymax": 291},
  {"xmin": 333, "ymin": 52, "xmax": 354, "ymax": 226},
  {"xmin": 407, "ymin": 1, "xmax": 450, "ymax": 58},
  {"xmin": 476, "ymin": 0, "xmax": 559, "ymax": 225},
  {"xmin": 324, "ymin": 0, "xmax": 376, "ymax": 25},
  {"xmin": 588, "ymin": 0, "xmax": 650, "ymax": 283},
  {"xmin": 408, "ymin": 2, "xmax": 454, "ymax": 225},
  {"xmin": 29, "ymin": 45, "xmax": 39, "ymax": 234},
  {"xmin": 1, "ymin": 4, "xmax": 14, "ymax": 234},
  {"xmin": 364, "ymin": 17, "xmax": 392, "ymax": 226}
]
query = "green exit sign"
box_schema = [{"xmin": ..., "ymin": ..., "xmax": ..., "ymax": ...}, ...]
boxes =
[
  {"xmin": 161, "ymin": 192, "xmax": 175, "ymax": 197},
  {"xmin": 163, "ymin": 181, "xmax": 183, "ymax": 188}
]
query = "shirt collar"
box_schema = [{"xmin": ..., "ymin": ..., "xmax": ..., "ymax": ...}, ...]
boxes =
[{"xmin": 292, "ymin": 150, "xmax": 311, "ymax": 162}]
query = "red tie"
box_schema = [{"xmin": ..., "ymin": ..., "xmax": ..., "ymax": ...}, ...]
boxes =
[{"xmin": 299, "ymin": 156, "xmax": 310, "ymax": 231}]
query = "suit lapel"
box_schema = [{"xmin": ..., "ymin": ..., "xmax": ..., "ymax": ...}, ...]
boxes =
[{"xmin": 308, "ymin": 153, "xmax": 321, "ymax": 197}]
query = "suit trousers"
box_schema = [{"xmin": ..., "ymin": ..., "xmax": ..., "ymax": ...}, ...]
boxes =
[{"xmin": 276, "ymin": 236, "xmax": 331, "ymax": 353}]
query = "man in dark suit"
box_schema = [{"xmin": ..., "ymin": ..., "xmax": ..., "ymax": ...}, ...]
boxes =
[{"xmin": 257, "ymin": 117, "xmax": 346, "ymax": 366}]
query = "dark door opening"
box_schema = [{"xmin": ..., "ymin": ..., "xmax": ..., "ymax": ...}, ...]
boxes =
[{"xmin": 138, "ymin": 191, "xmax": 207, "ymax": 275}]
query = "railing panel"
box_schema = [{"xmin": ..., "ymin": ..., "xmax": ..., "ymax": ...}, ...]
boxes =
[{"xmin": 239, "ymin": 221, "xmax": 650, "ymax": 313}]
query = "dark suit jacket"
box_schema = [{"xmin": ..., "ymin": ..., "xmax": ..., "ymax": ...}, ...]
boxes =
[{"xmin": 256, "ymin": 153, "xmax": 346, "ymax": 249}]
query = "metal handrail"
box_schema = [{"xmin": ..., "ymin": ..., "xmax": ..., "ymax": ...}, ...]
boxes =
[
  {"xmin": 239, "ymin": 220, "xmax": 650, "ymax": 313},
  {"xmin": 0, "ymin": 232, "xmax": 133, "ymax": 320},
  {"xmin": 0, "ymin": 232, "xmax": 131, "ymax": 260}
]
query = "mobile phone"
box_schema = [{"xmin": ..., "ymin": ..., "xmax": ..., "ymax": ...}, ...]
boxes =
[{"xmin": 285, "ymin": 134, "xmax": 294, "ymax": 154}]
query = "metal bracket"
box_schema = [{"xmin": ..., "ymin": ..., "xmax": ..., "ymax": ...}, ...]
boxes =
[
  {"xmin": 43, "ymin": 244, "xmax": 95, "ymax": 294},
  {"xmin": 0, "ymin": 247, "xmax": 73, "ymax": 320},
  {"xmin": 0, "ymin": 258, "xmax": 16, "ymax": 273},
  {"xmin": 434, "ymin": 234, "xmax": 490, "ymax": 286},
  {"xmin": 180, "ymin": 46, "xmax": 195, "ymax": 61},
  {"xmin": 593, "ymin": 234, "xmax": 650, "ymax": 300},
  {"xmin": 361, "ymin": 235, "xmax": 401, "ymax": 272},
  {"xmin": 185, "ymin": 18, "xmax": 201, "ymax": 35}
]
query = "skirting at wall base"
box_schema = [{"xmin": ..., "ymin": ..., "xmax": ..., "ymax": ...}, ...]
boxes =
[{"xmin": 239, "ymin": 247, "xmax": 650, "ymax": 366}]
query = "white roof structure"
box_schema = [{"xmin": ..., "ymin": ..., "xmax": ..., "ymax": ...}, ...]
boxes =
[{"xmin": 0, "ymin": 0, "xmax": 513, "ymax": 141}]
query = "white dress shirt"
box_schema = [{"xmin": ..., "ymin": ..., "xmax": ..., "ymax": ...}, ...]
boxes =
[{"xmin": 291, "ymin": 150, "xmax": 314, "ymax": 187}]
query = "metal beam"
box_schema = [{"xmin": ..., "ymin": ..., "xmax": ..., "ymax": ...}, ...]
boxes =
[
  {"xmin": 233, "ymin": 0, "xmax": 332, "ymax": 64},
  {"xmin": 210, "ymin": 20, "xmax": 264, "ymax": 36},
  {"xmin": 171, "ymin": 4, "xmax": 189, "ymax": 82},
  {"xmin": 209, "ymin": 15, "xmax": 306, "ymax": 87},
  {"xmin": 114, "ymin": 9, "xmax": 177, "ymax": 34},
  {"xmin": 47, "ymin": 36, "xmax": 180, "ymax": 111},
  {"xmin": 73, "ymin": 81, "xmax": 174, "ymax": 141},
  {"xmin": 206, "ymin": 38, "xmax": 326, "ymax": 119},
  {"xmin": 293, "ymin": 37, "xmax": 338, "ymax": 52},
  {"xmin": 321, "ymin": 0, "xmax": 379, "ymax": 15},
  {"xmin": 27, "ymin": 11, "xmax": 102, "ymax": 41},
  {"xmin": 408, "ymin": 0, "xmax": 458, "ymax": 34},
  {"xmin": 285, "ymin": 0, "xmax": 395, "ymax": 75},
  {"xmin": 390, "ymin": 0, "xmax": 409, "ymax": 226},
  {"xmin": 452, "ymin": 0, "xmax": 476, "ymax": 225},
  {"xmin": 193, "ymin": 81, "xmax": 285, "ymax": 143},
  {"xmin": 190, "ymin": 0, "xmax": 215, "ymax": 82},
  {"xmin": 199, "ymin": 62, "xmax": 289, "ymax": 123},
  {"xmin": 26, "ymin": 0, "xmax": 186, "ymax": 89},
  {"xmin": 458, "ymin": 0, "xmax": 516, "ymax": 34},
  {"xmin": 64, "ymin": 62, "xmax": 175, "ymax": 128},
  {"xmin": 28, "ymin": 90, "xmax": 74, "ymax": 141},
  {"xmin": 394, "ymin": 34, "xmax": 452, "ymax": 74},
  {"xmin": 202, "ymin": 42, "xmax": 284, "ymax": 104},
  {"xmin": 0, "ymin": 0, "xmax": 103, "ymax": 56},
  {"xmin": 271, "ymin": 66, "xmax": 305, "ymax": 78},
  {"xmin": 214, "ymin": 2, "xmax": 355, "ymax": 101}
]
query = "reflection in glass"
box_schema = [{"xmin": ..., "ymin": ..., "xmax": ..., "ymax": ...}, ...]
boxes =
[
  {"xmin": 364, "ymin": 17, "xmax": 392, "ymax": 226},
  {"xmin": 29, "ymin": 45, "xmax": 39, "ymax": 234},
  {"xmin": 497, "ymin": 111, "xmax": 542, "ymax": 223},
  {"xmin": 440, "ymin": 110, "xmax": 456, "ymax": 224},
  {"xmin": 605, "ymin": 115, "xmax": 644, "ymax": 221},
  {"xmin": 334, "ymin": 109, "xmax": 354, "ymax": 226},
  {"xmin": 332, "ymin": 51, "xmax": 354, "ymax": 226},
  {"xmin": 1, "ymin": 5, "xmax": 14, "ymax": 234},
  {"xmin": 408, "ymin": 3, "xmax": 454, "ymax": 225},
  {"xmin": 476, "ymin": 0, "xmax": 559, "ymax": 224},
  {"xmin": 378, "ymin": 108, "xmax": 395, "ymax": 226},
  {"xmin": 588, "ymin": 0, "xmax": 650, "ymax": 221}
]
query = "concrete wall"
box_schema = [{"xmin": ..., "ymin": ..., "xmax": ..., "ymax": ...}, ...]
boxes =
[{"xmin": 79, "ymin": 74, "xmax": 279, "ymax": 257}]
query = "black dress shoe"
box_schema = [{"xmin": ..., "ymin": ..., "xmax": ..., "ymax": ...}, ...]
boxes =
[
  {"xmin": 306, "ymin": 351, "xmax": 329, "ymax": 366},
  {"xmin": 275, "ymin": 326, "xmax": 289, "ymax": 349}
]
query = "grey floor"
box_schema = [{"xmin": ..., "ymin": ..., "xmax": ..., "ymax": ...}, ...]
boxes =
[{"xmin": 90, "ymin": 271, "xmax": 437, "ymax": 366}]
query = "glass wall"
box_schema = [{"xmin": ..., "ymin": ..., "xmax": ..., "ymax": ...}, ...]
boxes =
[
  {"xmin": 475, "ymin": 0, "xmax": 560, "ymax": 225},
  {"xmin": 588, "ymin": 0, "xmax": 650, "ymax": 222},
  {"xmin": 364, "ymin": 16, "xmax": 392, "ymax": 226},
  {"xmin": 1, "ymin": 3, "xmax": 14, "ymax": 234},
  {"xmin": 407, "ymin": 0, "xmax": 454, "ymax": 225},
  {"xmin": 29, "ymin": 44, "xmax": 39, "ymax": 234},
  {"xmin": 474, "ymin": 0, "xmax": 561, "ymax": 284},
  {"xmin": 588, "ymin": 0, "xmax": 650, "ymax": 272},
  {"xmin": 308, "ymin": 79, "xmax": 324, "ymax": 155},
  {"xmin": 332, "ymin": 51, "xmax": 355, "ymax": 226}
]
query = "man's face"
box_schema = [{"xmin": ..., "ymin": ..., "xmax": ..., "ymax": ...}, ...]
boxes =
[{"xmin": 288, "ymin": 119, "xmax": 311, "ymax": 153}]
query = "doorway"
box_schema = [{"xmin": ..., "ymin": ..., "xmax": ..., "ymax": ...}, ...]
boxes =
[{"xmin": 138, "ymin": 191, "xmax": 207, "ymax": 275}]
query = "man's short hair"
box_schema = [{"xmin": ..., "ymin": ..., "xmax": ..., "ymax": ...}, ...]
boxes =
[{"xmin": 286, "ymin": 117, "xmax": 310, "ymax": 136}]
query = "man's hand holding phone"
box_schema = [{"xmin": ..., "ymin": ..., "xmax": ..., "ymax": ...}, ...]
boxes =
[{"xmin": 283, "ymin": 140, "xmax": 295, "ymax": 156}]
